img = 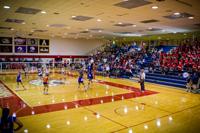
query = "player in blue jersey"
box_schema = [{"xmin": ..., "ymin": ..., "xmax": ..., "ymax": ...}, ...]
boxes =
[
  {"xmin": 86, "ymin": 62, "xmax": 94, "ymax": 88},
  {"xmin": 87, "ymin": 71, "xmax": 93, "ymax": 89},
  {"xmin": 78, "ymin": 69, "xmax": 85, "ymax": 90},
  {"xmin": 16, "ymin": 71, "xmax": 26, "ymax": 91},
  {"xmin": 87, "ymin": 63, "xmax": 93, "ymax": 73}
]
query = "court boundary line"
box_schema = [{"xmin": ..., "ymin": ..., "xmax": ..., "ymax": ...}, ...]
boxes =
[
  {"xmin": 96, "ymin": 79, "xmax": 169, "ymax": 112},
  {"xmin": 1, "ymin": 73, "xmax": 198, "ymax": 132},
  {"xmin": 93, "ymin": 79, "xmax": 200, "ymax": 133},
  {"xmin": 0, "ymin": 75, "xmax": 158, "ymax": 117},
  {"xmin": 128, "ymin": 98, "xmax": 173, "ymax": 113},
  {"xmin": 111, "ymin": 103, "xmax": 200, "ymax": 133},
  {"xmin": 77, "ymin": 103, "xmax": 128, "ymax": 128},
  {"xmin": 0, "ymin": 80, "xmax": 32, "ymax": 107}
]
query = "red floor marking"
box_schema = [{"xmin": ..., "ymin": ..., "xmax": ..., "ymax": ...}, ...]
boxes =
[
  {"xmin": 0, "ymin": 80, "xmax": 29, "ymax": 114},
  {"xmin": 96, "ymin": 80, "xmax": 157, "ymax": 93},
  {"xmin": 0, "ymin": 79, "xmax": 158, "ymax": 117}
]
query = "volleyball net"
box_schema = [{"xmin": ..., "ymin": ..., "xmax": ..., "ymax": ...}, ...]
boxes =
[
  {"xmin": 0, "ymin": 61, "xmax": 85, "ymax": 73},
  {"xmin": 0, "ymin": 61, "xmax": 61, "ymax": 72}
]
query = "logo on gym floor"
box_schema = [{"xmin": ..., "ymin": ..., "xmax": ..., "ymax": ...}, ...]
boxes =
[{"xmin": 29, "ymin": 79, "xmax": 65, "ymax": 86}]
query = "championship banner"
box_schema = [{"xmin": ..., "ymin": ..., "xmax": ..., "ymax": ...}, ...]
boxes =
[
  {"xmin": 0, "ymin": 46, "xmax": 13, "ymax": 53},
  {"xmin": 27, "ymin": 46, "xmax": 38, "ymax": 53},
  {"xmin": 27, "ymin": 38, "xmax": 39, "ymax": 45},
  {"xmin": 15, "ymin": 46, "xmax": 26, "ymax": 53},
  {"xmin": 0, "ymin": 37, "xmax": 12, "ymax": 45},
  {"xmin": 39, "ymin": 39, "xmax": 49, "ymax": 46},
  {"xmin": 14, "ymin": 37, "xmax": 26, "ymax": 45},
  {"xmin": 39, "ymin": 47, "xmax": 49, "ymax": 53}
]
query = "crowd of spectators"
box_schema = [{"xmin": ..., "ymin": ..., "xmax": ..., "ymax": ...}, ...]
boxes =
[
  {"xmin": 90, "ymin": 41, "xmax": 156, "ymax": 77},
  {"xmin": 160, "ymin": 39, "xmax": 200, "ymax": 76},
  {"xmin": 88, "ymin": 39, "xmax": 200, "ymax": 92}
]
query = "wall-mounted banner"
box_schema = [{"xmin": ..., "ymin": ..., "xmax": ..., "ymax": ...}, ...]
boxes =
[
  {"xmin": 27, "ymin": 38, "xmax": 39, "ymax": 45},
  {"xmin": 0, "ymin": 46, "xmax": 13, "ymax": 53},
  {"xmin": 0, "ymin": 37, "xmax": 12, "ymax": 45},
  {"xmin": 27, "ymin": 46, "xmax": 38, "ymax": 53},
  {"xmin": 39, "ymin": 39, "xmax": 49, "ymax": 46},
  {"xmin": 15, "ymin": 46, "xmax": 26, "ymax": 53},
  {"xmin": 39, "ymin": 47, "xmax": 49, "ymax": 53},
  {"xmin": 14, "ymin": 37, "xmax": 26, "ymax": 45}
]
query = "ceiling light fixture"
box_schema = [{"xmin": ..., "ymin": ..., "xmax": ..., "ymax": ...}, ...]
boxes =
[
  {"xmin": 66, "ymin": 121, "xmax": 70, "ymax": 125},
  {"xmin": 152, "ymin": 6, "xmax": 158, "ymax": 9},
  {"xmin": 84, "ymin": 116, "xmax": 88, "ymax": 121},
  {"xmin": 174, "ymin": 12, "xmax": 180, "ymax": 16},
  {"xmin": 144, "ymin": 124, "xmax": 148, "ymax": 129},
  {"xmin": 156, "ymin": 119, "xmax": 161, "ymax": 127},
  {"xmin": 118, "ymin": 22, "xmax": 122, "ymax": 25},
  {"xmin": 46, "ymin": 124, "xmax": 51, "ymax": 129},
  {"xmin": 71, "ymin": 15, "xmax": 76, "ymax": 18},
  {"xmin": 132, "ymin": 24, "xmax": 136, "ymax": 27},
  {"xmin": 10, "ymin": 28, "xmax": 14, "ymax": 31},
  {"xmin": 97, "ymin": 19, "xmax": 102, "ymax": 22},
  {"xmin": 3, "ymin": 6, "xmax": 10, "ymax": 9},
  {"xmin": 188, "ymin": 16, "xmax": 194, "ymax": 19},
  {"xmin": 22, "ymin": 22, "xmax": 26, "ymax": 24},
  {"xmin": 41, "ymin": 11, "xmax": 46, "ymax": 14},
  {"xmin": 128, "ymin": 129, "xmax": 133, "ymax": 133},
  {"xmin": 24, "ymin": 129, "xmax": 28, "ymax": 133},
  {"xmin": 96, "ymin": 113, "xmax": 100, "ymax": 119}
]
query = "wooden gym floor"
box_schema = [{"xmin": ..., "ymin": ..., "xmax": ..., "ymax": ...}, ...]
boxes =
[{"xmin": 0, "ymin": 71, "xmax": 200, "ymax": 133}]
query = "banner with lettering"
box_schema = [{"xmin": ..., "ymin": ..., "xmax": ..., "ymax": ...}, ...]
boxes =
[
  {"xmin": 14, "ymin": 37, "xmax": 26, "ymax": 45},
  {"xmin": 15, "ymin": 46, "xmax": 26, "ymax": 53},
  {"xmin": 39, "ymin": 47, "xmax": 49, "ymax": 53},
  {"xmin": 27, "ymin": 38, "xmax": 39, "ymax": 45},
  {"xmin": 0, "ymin": 37, "xmax": 12, "ymax": 45},
  {"xmin": 27, "ymin": 46, "xmax": 38, "ymax": 53}
]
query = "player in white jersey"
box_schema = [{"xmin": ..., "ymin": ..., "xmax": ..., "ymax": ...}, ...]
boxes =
[
  {"xmin": 45, "ymin": 66, "xmax": 50, "ymax": 76},
  {"xmin": 38, "ymin": 67, "xmax": 43, "ymax": 80}
]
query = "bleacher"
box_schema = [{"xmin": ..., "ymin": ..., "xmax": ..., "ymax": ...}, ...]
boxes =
[
  {"xmin": 145, "ymin": 71, "xmax": 186, "ymax": 88},
  {"xmin": 91, "ymin": 41, "xmax": 199, "ymax": 89},
  {"xmin": 111, "ymin": 68, "xmax": 187, "ymax": 88},
  {"xmin": 156, "ymin": 45, "xmax": 176, "ymax": 53}
]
